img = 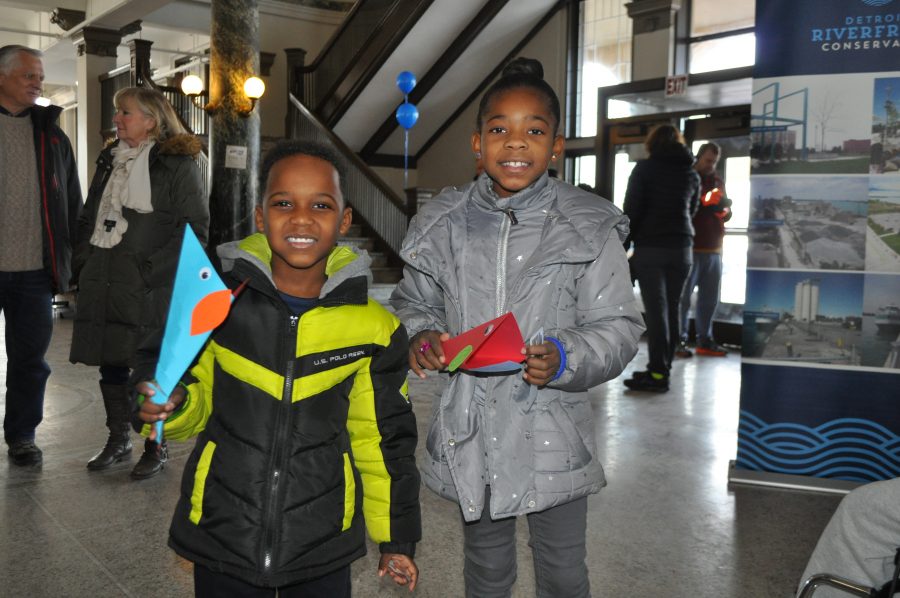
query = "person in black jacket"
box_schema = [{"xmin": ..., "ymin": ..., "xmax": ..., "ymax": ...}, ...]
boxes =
[
  {"xmin": 69, "ymin": 87, "xmax": 208, "ymax": 479},
  {"xmin": 0, "ymin": 45, "xmax": 82, "ymax": 467},
  {"xmin": 137, "ymin": 140, "xmax": 420, "ymax": 596},
  {"xmin": 622, "ymin": 124, "xmax": 700, "ymax": 392}
]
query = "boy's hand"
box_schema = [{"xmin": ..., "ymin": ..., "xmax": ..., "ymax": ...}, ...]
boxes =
[
  {"xmin": 136, "ymin": 381, "xmax": 186, "ymax": 441},
  {"xmin": 522, "ymin": 341, "xmax": 561, "ymax": 387},
  {"xmin": 409, "ymin": 330, "xmax": 449, "ymax": 379},
  {"xmin": 378, "ymin": 553, "xmax": 418, "ymax": 591}
]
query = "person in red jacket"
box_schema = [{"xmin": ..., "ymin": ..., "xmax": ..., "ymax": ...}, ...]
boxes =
[{"xmin": 677, "ymin": 142, "xmax": 732, "ymax": 357}]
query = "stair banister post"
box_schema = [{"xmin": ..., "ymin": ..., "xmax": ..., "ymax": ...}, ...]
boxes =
[
  {"xmin": 404, "ymin": 187, "xmax": 419, "ymax": 222},
  {"xmin": 127, "ymin": 39, "xmax": 153, "ymax": 87},
  {"xmin": 284, "ymin": 48, "xmax": 307, "ymax": 137}
]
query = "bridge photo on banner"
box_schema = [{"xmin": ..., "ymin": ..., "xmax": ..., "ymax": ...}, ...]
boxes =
[{"xmin": 733, "ymin": 0, "xmax": 900, "ymax": 485}]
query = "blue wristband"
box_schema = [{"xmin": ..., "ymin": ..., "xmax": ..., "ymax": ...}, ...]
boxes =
[{"xmin": 546, "ymin": 336, "xmax": 567, "ymax": 382}]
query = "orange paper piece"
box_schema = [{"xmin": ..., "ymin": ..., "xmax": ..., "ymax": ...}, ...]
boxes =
[
  {"xmin": 442, "ymin": 313, "xmax": 525, "ymax": 373},
  {"xmin": 190, "ymin": 289, "xmax": 234, "ymax": 335},
  {"xmin": 702, "ymin": 187, "xmax": 724, "ymax": 207}
]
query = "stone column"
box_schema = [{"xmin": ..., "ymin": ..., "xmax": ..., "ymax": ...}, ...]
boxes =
[
  {"xmin": 625, "ymin": 0, "xmax": 685, "ymax": 80},
  {"xmin": 208, "ymin": 0, "xmax": 261, "ymax": 247},
  {"xmin": 73, "ymin": 27, "xmax": 121, "ymax": 195}
]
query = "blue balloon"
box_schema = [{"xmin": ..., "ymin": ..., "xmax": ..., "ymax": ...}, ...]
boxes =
[
  {"xmin": 396, "ymin": 71, "xmax": 416, "ymax": 95},
  {"xmin": 396, "ymin": 102, "xmax": 419, "ymax": 129}
]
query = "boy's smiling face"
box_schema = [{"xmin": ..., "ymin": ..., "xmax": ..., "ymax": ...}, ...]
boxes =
[
  {"xmin": 255, "ymin": 154, "xmax": 352, "ymax": 297},
  {"xmin": 472, "ymin": 87, "xmax": 564, "ymax": 198}
]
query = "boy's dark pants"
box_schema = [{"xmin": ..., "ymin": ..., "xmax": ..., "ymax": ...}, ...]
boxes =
[
  {"xmin": 463, "ymin": 486, "xmax": 590, "ymax": 598},
  {"xmin": 1, "ymin": 270, "xmax": 53, "ymax": 444},
  {"xmin": 194, "ymin": 563, "xmax": 351, "ymax": 598}
]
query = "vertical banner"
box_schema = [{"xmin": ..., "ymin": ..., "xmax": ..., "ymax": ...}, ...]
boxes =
[{"xmin": 736, "ymin": 0, "xmax": 900, "ymax": 483}]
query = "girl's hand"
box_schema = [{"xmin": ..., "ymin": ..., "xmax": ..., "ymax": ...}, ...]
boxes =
[
  {"xmin": 136, "ymin": 381, "xmax": 186, "ymax": 441},
  {"xmin": 409, "ymin": 330, "xmax": 449, "ymax": 379},
  {"xmin": 378, "ymin": 553, "xmax": 418, "ymax": 591},
  {"xmin": 522, "ymin": 341, "xmax": 561, "ymax": 387}
]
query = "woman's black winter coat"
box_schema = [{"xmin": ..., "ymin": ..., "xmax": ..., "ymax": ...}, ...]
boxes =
[{"xmin": 69, "ymin": 135, "xmax": 209, "ymax": 368}]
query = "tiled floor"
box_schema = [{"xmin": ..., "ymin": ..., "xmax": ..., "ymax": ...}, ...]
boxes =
[{"xmin": 1, "ymin": 317, "xmax": 843, "ymax": 597}]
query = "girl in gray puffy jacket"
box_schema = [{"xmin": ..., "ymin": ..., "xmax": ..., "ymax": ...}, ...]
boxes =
[{"xmin": 391, "ymin": 58, "xmax": 644, "ymax": 598}]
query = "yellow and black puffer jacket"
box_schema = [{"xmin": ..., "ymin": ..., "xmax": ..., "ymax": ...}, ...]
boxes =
[{"xmin": 156, "ymin": 234, "xmax": 420, "ymax": 588}]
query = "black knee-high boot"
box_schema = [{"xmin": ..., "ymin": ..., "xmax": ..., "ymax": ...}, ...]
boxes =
[{"xmin": 87, "ymin": 383, "xmax": 134, "ymax": 470}]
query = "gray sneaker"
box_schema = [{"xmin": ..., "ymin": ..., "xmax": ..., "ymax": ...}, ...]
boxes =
[{"xmin": 675, "ymin": 341, "xmax": 693, "ymax": 358}]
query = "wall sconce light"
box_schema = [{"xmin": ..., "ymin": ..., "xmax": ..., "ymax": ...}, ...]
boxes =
[{"xmin": 181, "ymin": 74, "xmax": 265, "ymax": 117}]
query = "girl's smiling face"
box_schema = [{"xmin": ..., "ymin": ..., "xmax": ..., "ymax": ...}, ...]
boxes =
[{"xmin": 472, "ymin": 87, "xmax": 564, "ymax": 198}]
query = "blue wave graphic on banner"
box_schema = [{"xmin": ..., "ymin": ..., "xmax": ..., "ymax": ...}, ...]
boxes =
[{"xmin": 735, "ymin": 411, "xmax": 900, "ymax": 482}]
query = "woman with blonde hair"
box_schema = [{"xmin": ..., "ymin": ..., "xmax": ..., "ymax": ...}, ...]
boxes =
[
  {"xmin": 70, "ymin": 86, "xmax": 208, "ymax": 479},
  {"xmin": 622, "ymin": 124, "xmax": 700, "ymax": 392}
]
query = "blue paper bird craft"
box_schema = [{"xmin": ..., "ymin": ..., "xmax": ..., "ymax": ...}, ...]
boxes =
[{"xmin": 149, "ymin": 226, "xmax": 236, "ymax": 441}]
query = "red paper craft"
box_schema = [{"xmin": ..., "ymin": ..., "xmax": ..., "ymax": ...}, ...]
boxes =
[{"xmin": 442, "ymin": 313, "xmax": 525, "ymax": 373}]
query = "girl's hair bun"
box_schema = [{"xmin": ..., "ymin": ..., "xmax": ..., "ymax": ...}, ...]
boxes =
[
  {"xmin": 476, "ymin": 56, "xmax": 560, "ymax": 133},
  {"xmin": 501, "ymin": 57, "xmax": 544, "ymax": 80}
]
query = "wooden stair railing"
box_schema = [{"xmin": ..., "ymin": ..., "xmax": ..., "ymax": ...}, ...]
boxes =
[
  {"xmin": 288, "ymin": 92, "xmax": 412, "ymax": 259},
  {"xmin": 292, "ymin": 0, "xmax": 433, "ymax": 128}
]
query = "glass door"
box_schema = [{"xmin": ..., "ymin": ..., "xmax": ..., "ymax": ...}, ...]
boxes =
[{"xmin": 600, "ymin": 111, "xmax": 751, "ymax": 328}]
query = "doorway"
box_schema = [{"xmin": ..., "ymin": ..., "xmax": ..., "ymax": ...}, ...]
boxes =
[{"xmin": 591, "ymin": 77, "xmax": 752, "ymax": 342}]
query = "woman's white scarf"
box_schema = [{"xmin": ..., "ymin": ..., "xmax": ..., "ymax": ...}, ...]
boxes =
[{"xmin": 89, "ymin": 139, "xmax": 156, "ymax": 248}]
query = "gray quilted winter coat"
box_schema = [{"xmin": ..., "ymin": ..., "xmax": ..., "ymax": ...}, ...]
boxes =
[{"xmin": 391, "ymin": 173, "xmax": 644, "ymax": 522}]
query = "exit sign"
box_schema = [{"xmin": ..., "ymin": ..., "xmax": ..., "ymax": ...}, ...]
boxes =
[{"xmin": 665, "ymin": 74, "xmax": 688, "ymax": 97}]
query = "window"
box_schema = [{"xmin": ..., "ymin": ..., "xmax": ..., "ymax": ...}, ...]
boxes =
[
  {"xmin": 573, "ymin": 155, "xmax": 597, "ymax": 188},
  {"xmin": 690, "ymin": 33, "xmax": 755, "ymax": 74},
  {"xmin": 689, "ymin": 0, "xmax": 756, "ymax": 74},
  {"xmin": 576, "ymin": 0, "xmax": 756, "ymax": 136},
  {"xmin": 577, "ymin": 0, "xmax": 632, "ymax": 137},
  {"xmin": 612, "ymin": 148, "xmax": 640, "ymax": 209},
  {"xmin": 690, "ymin": 0, "xmax": 755, "ymax": 37}
]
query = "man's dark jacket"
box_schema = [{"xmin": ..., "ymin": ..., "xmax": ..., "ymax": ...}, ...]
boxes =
[{"xmin": 26, "ymin": 105, "xmax": 82, "ymax": 293}]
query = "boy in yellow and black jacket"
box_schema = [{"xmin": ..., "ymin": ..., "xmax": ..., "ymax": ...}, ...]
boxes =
[{"xmin": 137, "ymin": 141, "xmax": 420, "ymax": 595}]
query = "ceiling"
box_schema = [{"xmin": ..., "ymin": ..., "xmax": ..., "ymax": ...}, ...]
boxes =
[
  {"xmin": 336, "ymin": 0, "xmax": 560, "ymax": 156},
  {"xmin": 0, "ymin": 0, "xmax": 349, "ymax": 89},
  {"xmin": 1, "ymin": 0, "xmax": 562, "ymax": 159}
]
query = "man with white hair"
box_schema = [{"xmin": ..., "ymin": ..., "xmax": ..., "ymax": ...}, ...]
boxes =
[{"xmin": 0, "ymin": 45, "xmax": 81, "ymax": 466}]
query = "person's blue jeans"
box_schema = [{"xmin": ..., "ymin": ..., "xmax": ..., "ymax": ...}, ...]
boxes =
[
  {"xmin": 462, "ymin": 486, "xmax": 590, "ymax": 598},
  {"xmin": 679, "ymin": 252, "xmax": 723, "ymax": 343},
  {"xmin": 631, "ymin": 246, "xmax": 692, "ymax": 376},
  {"xmin": 1, "ymin": 270, "xmax": 53, "ymax": 444}
]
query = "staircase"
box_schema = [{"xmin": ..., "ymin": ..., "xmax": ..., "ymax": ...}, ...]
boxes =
[
  {"xmin": 339, "ymin": 224, "xmax": 400, "ymax": 283},
  {"xmin": 282, "ymin": 0, "xmax": 564, "ymax": 302},
  {"xmin": 340, "ymin": 223, "xmax": 401, "ymax": 306}
]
